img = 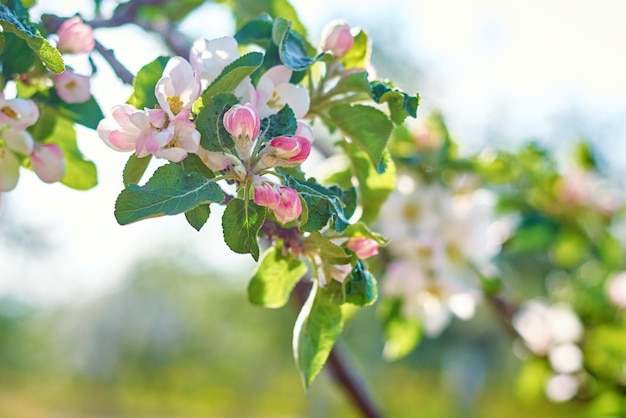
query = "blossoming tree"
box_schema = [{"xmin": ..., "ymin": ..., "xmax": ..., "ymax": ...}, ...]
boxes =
[{"xmin": 1, "ymin": 0, "xmax": 625, "ymax": 416}]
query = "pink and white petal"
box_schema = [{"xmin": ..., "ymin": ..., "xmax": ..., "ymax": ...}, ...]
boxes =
[
  {"xmin": 275, "ymin": 83, "xmax": 310, "ymax": 118},
  {"xmin": 155, "ymin": 147, "xmax": 188, "ymax": 162},
  {"xmin": 264, "ymin": 65, "xmax": 292, "ymax": 85},
  {"xmin": 3, "ymin": 129, "xmax": 34, "ymax": 155},
  {"xmin": 31, "ymin": 144, "xmax": 65, "ymax": 183}
]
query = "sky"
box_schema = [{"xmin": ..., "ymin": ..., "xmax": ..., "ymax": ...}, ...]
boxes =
[{"xmin": 1, "ymin": 0, "xmax": 626, "ymax": 306}]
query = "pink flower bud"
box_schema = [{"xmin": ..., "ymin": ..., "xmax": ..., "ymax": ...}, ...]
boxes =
[
  {"xmin": 273, "ymin": 186, "xmax": 302, "ymax": 224},
  {"xmin": 54, "ymin": 70, "xmax": 91, "ymax": 103},
  {"xmin": 31, "ymin": 144, "xmax": 65, "ymax": 183},
  {"xmin": 223, "ymin": 103, "xmax": 260, "ymax": 140},
  {"xmin": 57, "ymin": 16, "xmax": 95, "ymax": 54},
  {"xmin": 253, "ymin": 181, "xmax": 281, "ymax": 209},
  {"xmin": 320, "ymin": 20, "xmax": 354, "ymax": 57},
  {"xmin": 607, "ymin": 272, "xmax": 626, "ymax": 309},
  {"xmin": 0, "ymin": 97, "xmax": 39, "ymax": 130},
  {"xmin": 267, "ymin": 135, "xmax": 311, "ymax": 165},
  {"xmin": 346, "ymin": 237, "xmax": 379, "ymax": 259}
]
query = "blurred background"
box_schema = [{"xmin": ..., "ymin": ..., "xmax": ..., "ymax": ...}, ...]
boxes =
[{"xmin": 1, "ymin": 0, "xmax": 625, "ymax": 416}]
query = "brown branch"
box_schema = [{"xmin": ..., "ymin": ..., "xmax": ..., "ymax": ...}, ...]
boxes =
[{"xmin": 93, "ymin": 40, "xmax": 134, "ymax": 85}]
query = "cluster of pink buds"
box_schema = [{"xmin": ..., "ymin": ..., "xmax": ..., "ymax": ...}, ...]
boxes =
[
  {"xmin": 0, "ymin": 96, "xmax": 66, "ymax": 205},
  {"xmin": 50, "ymin": 17, "xmax": 95, "ymax": 104},
  {"xmin": 201, "ymin": 103, "xmax": 312, "ymax": 224}
]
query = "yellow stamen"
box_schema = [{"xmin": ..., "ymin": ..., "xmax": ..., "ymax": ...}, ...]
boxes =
[
  {"xmin": 65, "ymin": 80, "xmax": 77, "ymax": 90},
  {"xmin": 266, "ymin": 91, "xmax": 285, "ymax": 110},
  {"xmin": 1, "ymin": 106, "xmax": 18, "ymax": 120},
  {"xmin": 167, "ymin": 95, "xmax": 183, "ymax": 115}
]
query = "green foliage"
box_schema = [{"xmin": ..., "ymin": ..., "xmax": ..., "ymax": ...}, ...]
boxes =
[
  {"xmin": 328, "ymin": 104, "xmax": 393, "ymax": 168},
  {"xmin": 259, "ymin": 103, "xmax": 297, "ymax": 141},
  {"xmin": 197, "ymin": 52, "xmax": 264, "ymax": 110},
  {"xmin": 56, "ymin": 96, "xmax": 104, "ymax": 130},
  {"xmin": 127, "ymin": 56, "xmax": 169, "ymax": 109},
  {"xmin": 123, "ymin": 154, "xmax": 152, "ymax": 186},
  {"xmin": 343, "ymin": 142, "xmax": 396, "ymax": 224},
  {"xmin": 340, "ymin": 30, "xmax": 370, "ymax": 70},
  {"xmin": 184, "ymin": 204, "xmax": 211, "ymax": 231},
  {"xmin": 284, "ymin": 176, "xmax": 351, "ymax": 233},
  {"xmin": 293, "ymin": 285, "xmax": 343, "ymax": 388},
  {"xmin": 196, "ymin": 92, "xmax": 239, "ymax": 151},
  {"xmin": 248, "ymin": 243, "xmax": 307, "ymax": 307},
  {"xmin": 114, "ymin": 160, "xmax": 225, "ymax": 225},
  {"xmin": 43, "ymin": 116, "xmax": 97, "ymax": 190},
  {"xmin": 379, "ymin": 298, "xmax": 422, "ymax": 361},
  {"xmin": 343, "ymin": 260, "xmax": 378, "ymax": 306},
  {"xmin": 305, "ymin": 232, "xmax": 351, "ymax": 265},
  {"xmin": 272, "ymin": 17, "xmax": 322, "ymax": 72},
  {"xmin": 221, "ymin": 198, "xmax": 266, "ymax": 260},
  {"xmin": 370, "ymin": 81, "xmax": 420, "ymax": 125},
  {"xmin": 0, "ymin": 3, "xmax": 64, "ymax": 74}
]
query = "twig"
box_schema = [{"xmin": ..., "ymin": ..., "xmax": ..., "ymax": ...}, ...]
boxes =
[{"xmin": 93, "ymin": 40, "xmax": 134, "ymax": 85}]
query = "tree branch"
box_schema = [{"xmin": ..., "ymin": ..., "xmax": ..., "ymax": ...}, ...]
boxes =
[{"xmin": 93, "ymin": 40, "xmax": 134, "ymax": 85}]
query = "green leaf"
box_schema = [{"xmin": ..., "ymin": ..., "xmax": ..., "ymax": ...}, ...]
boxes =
[
  {"xmin": 340, "ymin": 30, "xmax": 370, "ymax": 70},
  {"xmin": 284, "ymin": 176, "xmax": 351, "ymax": 233},
  {"xmin": 343, "ymin": 260, "xmax": 377, "ymax": 306},
  {"xmin": 234, "ymin": 14, "xmax": 273, "ymax": 49},
  {"xmin": 185, "ymin": 204, "xmax": 211, "ymax": 231},
  {"xmin": 293, "ymin": 285, "xmax": 343, "ymax": 388},
  {"xmin": 272, "ymin": 17, "xmax": 322, "ymax": 71},
  {"xmin": 0, "ymin": 4, "xmax": 64, "ymax": 73},
  {"xmin": 340, "ymin": 222, "xmax": 387, "ymax": 244},
  {"xmin": 222, "ymin": 198, "xmax": 266, "ymax": 261},
  {"xmin": 343, "ymin": 142, "xmax": 396, "ymax": 224},
  {"xmin": 379, "ymin": 298, "xmax": 422, "ymax": 361},
  {"xmin": 127, "ymin": 56, "xmax": 169, "ymax": 109},
  {"xmin": 248, "ymin": 244, "xmax": 307, "ymax": 307},
  {"xmin": 305, "ymin": 232, "xmax": 351, "ymax": 265},
  {"xmin": 114, "ymin": 162, "xmax": 225, "ymax": 225},
  {"xmin": 328, "ymin": 104, "xmax": 393, "ymax": 168},
  {"xmin": 371, "ymin": 81, "xmax": 420, "ymax": 125},
  {"xmin": 196, "ymin": 92, "xmax": 239, "ymax": 151},
  {"xmin": 330, "ymin": 71, "xmax": 372, "ymax": 96},
  {"xmin": 123, "ymin": 154, "xmax": 152, "ymax": 186},
  {"xmin": 51, "ymin": 120, "xmax": 97, "ymax": 190},
  {"xmin": 259, "ymin": 103, "xmax": 297, "ymax": 141},
  {"xmin": 1, "ymin": 32, "xmax": 36, "ymax": 76},
  {"xmin": 57, "ymin": 96, "xmax": 105, "ymax": 130},
  {"xmin": 197, "ymin": 52, "xmax": 264, "ymax": 110}
]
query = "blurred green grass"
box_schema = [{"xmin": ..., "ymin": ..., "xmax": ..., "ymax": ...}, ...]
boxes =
[{"xmin": 0, "ymin": 257, "xmax": 583, "ymax": 418}]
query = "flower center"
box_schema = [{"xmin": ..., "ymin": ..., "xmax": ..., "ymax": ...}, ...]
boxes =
[
  {"xmin": 1, "ymin": 106, "xmax": 18, "ymax": 120},
  {"xmin": 267, "ymin": 91, "xmax": 285, "ymax": 111},
  {"xmin": 65, "ymin": 80, "xmax": 77, "ymax": 90},
  {"xmin": 165, "ymin": 135, "xmax": 180, "ymax": 149},
  {"xmin": 167, "ymin": 95, "xmax": 183, "ymax": 115}
]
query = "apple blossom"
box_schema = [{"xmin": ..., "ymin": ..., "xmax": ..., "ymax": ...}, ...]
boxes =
[
  {"xmin": 189, "ymin": 36, "xmax": 240, "ymax": 89},
  {"xmin": 320, "ymin": 20, "xmax": 354, "ymax": 57},
  {"xmin": 273, "ymin": 186, "xmax": 302, "ymax": 224},
  {"xmin": 31, "ymin": 143, "xmax": 65, "ymax": 183},
  {"xmin": 2, "ymin": 128, "xmax": 34, "ymax": 156},
  {"xmin": 0, "ymin": 97, "xmax": 39, "ymax": 130},
  {"xmin": 253, "ymin": 180, "xmax": 302, "ymax": 224},
  {"xmin": 54, "ymin": 70, "xmax": 91, "ymax": 103},
  {"xmin": 223, "ymin": 103, "xmax": 260, "ymax": 140},
  {"xmin": 295, "ymin": 120, "xmax": 315, "ymax": 142},
  {"xmin": 145, "ymin": 109, "xmax": 200, "ymax": 162},
  {"xmin": 255, "ymin": 135, "xmax": 311, "ymax": 170},
  {"xmin": 345, "ymin": 237, "xmax": 379, "ymax": 259},
  {"xmin": 56, "ymin": 16, "xmax": 95, "ymax": 54},
  {"xmin": 97, "ymin": 104, "xmax": 165, "ymax": 154},
  {"xmin": 155, "ymin": 57, "xmax": 201, "ymax": 118},
  {"xmin": 606, "ymin": 272, "xmax": 626, "ymax": 308},
  {"xmin": 253, "ymin": 180, "xmax": 282, "ymax": 209},
  {"xmin": 253, "ymin": 65, "xmax": 310, "ymax": 119}
]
